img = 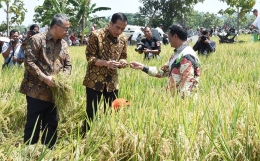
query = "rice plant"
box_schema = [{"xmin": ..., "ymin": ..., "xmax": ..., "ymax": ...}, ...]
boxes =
[{"xmin": 1, "ymin": 35, "xmax": 260, "ymax": 160}]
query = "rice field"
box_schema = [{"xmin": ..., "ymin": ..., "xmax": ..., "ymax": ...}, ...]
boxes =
[{"xmin": 1, "ymin": 35, "xmax": 260, "ymax": 160}]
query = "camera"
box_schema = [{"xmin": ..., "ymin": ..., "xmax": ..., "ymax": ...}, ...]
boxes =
[
  {"xmin": 30, "ymin": 30, "xmax": 39, "ymax": 36},
  {"xmin": 135, "ymin": 42, "xmax": 146, "ymax": 52},
  {"xmin": 10, "ymin": 39, "xmax": 15, "ymax": 45},
  {"xmin": 200, "ymin": 35, "xmax": 208, "ymax": 42}
]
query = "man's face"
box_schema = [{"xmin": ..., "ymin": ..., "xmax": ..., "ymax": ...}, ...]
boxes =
[
  {"xmin": 143, "ymin": 28, "xmax": 152, "ymax": 39},
  {"xmin": 10, "ymin": 32, "xmax": 19, "ymax": 42},
  {"xmin": 108, "ymin": 20, "xmax": 127, "ymax": 37},
  {"xmin": 55, "ymin": 20, "xmax": 70, "ymax": 39},
  {"xmin": 33, "ymin": 27, "xmax": 39, "ymax": 32},
  {"xmin": 168, "ymin": 31, "xmax": 176, "ymax": 48},
  {"xmin": 253, "ymin": 11, "xmax": 258, "ymax": 17}
]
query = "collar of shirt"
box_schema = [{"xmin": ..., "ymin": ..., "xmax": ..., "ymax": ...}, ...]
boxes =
[
  {"xmin": 174, "ymin": 42, "xmax": 189, "ymax": 53},
  {"xmin": 45, "ymin": 30, "xmax": 62, "ymax": 43}
]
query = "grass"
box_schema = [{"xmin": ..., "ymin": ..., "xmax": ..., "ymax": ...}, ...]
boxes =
[{"xmin": 1, "ymin": 35, "xmax": 260, "ymax": 160}]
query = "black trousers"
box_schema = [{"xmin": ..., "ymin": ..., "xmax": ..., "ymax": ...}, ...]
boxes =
[
  {"xmin": 83, "ymin": 87, "xmax": 118, "ymax": 133},
  {"xmin": 24, "ymin": 96, "xmax": 58, "ymax": 148}
]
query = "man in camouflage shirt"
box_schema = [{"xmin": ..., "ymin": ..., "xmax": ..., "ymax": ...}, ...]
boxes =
[
  {"xmin": 130, "ymin": 24, "xmax": 200, "ymax": 98},
  {"xmin": 82, "ymin": 13, "xmax": 128, "ymax": 133},
  {"xmin": 20, "ymin": 14, "xmax": 72, "ymax": 148}
]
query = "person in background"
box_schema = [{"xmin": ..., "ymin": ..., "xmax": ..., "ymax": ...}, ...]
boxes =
[
  {"xmin": 69, "ymin": 33, "xmax": 76, "ymax": 45},
  {"xmin": 82, "ymin": 12, "xmax": 128, "ymax": 134},
  {"xmin": 91, "ymin": 23, "xmax": 97, "ymax": 32},
  {"xmin": 22, "ymin": 24, "xmax": 40, "ymax": 50},
  {"xmin": 193, "ymin": 29, "xmax": 216, "ymax": 55},
  {"xmin": 130, "ymin": 24, "xmax": 200, "ymax": 98},
  {"xmin": 156, "ymin": 24, "xmax": 169, "ymax": 45},
  {"xmin": 136, "ymin": 26, "xmax": 161, "ymax": 59},
  {"xmin": 20, "ymin": 14, "xmax": 72, "ymax": 149},
  {"xmin": 250, "ymin": 9, "xmax": 260, "ymax": 32},
  {"xmin": 1, "ymin": 29, "xmax": 24, "ymax": 68}
]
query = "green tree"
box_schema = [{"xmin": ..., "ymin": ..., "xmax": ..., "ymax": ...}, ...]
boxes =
[
  {"xmin": 124, "ymin": 13, "xmax": 146, "ymax": 26},
  {"xmin": 0, "ymin": 0, "xmax": 27, "ymax": 35},
  {"xmin": 184, "ymin": 10, "xmax": 224, "ymax": 30},
  {"xmin": 68, "ymin": 0, "xmax": 110, "ymax": 45},
  {"xmin": 34, "ymin": 0, "xmax": 73, "ymax": 26},
  {"xmin": 218, "ymin": 0, "xmax": 256, "ymax": 33},
  {"xmin": 138, "ymin": 0, "xmax": 205, "ymax": 29}
]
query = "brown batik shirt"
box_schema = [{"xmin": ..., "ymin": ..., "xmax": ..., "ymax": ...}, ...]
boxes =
[
  {"xmin": 83, "ymin": 27, "xmax": 127, "ymax": 92},
  {"xmin": 20, "ymin": 31, "xmax": 72, "ymax": 102}
]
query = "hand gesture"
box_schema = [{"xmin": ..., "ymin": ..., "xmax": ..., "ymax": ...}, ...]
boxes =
[
  {"xmin": 143, "ymin": 48, "xmax": 151, "ymax": 54},
  {"xmin": 107, "ymin": 60, "xmax": 121, "ymax": 70},
  {"xmin": 129, "ymin": 61, "xmax": 144, "ymax": 70},
  {"xmin": 119, "ymin": 59, "xmax": 128, "ymax": 68},
  {"xmin": 44, "ymin": 75, "xmax": 56, "ymax": 87}
]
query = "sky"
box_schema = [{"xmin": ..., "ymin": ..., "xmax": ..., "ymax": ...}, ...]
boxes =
[{"xmin": 0, "ymin": 0, "xmax": 260, "ymax": 26}]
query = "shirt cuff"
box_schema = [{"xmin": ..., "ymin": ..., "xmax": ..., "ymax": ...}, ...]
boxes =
[{"xmin": 142, "ymin": 66, "xmax": 149, "ymax": 73}]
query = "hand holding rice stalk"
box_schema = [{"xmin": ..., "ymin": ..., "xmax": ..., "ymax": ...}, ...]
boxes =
[{"xmin": 50, "ymin": 72, "xmax": 74, "ymax": 110}]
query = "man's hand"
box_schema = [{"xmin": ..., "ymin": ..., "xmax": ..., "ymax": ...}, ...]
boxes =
[
  {"xmin": 129, "ymin": 61, "xmax": 144, "ymax": 70},
  {"xmin": 204, "ymin": 39, "xmax": 209, "ymax": 44},
  {"xmin": 119, "ymin": 59, "xmax": 128, "ymax": 68},
  {"xmin": 43, "ymin": 75, "xmax": 56, "ymax": 87},
  {"xmin": 13, "ymin": 56, "xmax": 18, "ymax": 62},
  {"xmin": 143, "ymin": 48, "xmax": 151, "ymax": 54},
  {"xmin": 107, "ymin": 60, "xmax": 121, "ymax": 70}
]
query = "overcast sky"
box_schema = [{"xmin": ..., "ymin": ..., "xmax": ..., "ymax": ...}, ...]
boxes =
[{"xmin": 0, "ymin": 0, "xmax": 260, "ymax": 26}]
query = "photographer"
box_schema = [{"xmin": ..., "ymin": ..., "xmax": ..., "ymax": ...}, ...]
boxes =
[
  {"xmin": 1, "ymin": 29, "xmax": 24, "ymax": 68},
  {"xmin": 193, "ymin": 29, "xmax": 216, "ymax": 55},
  {"xmin": 250, "ymin": 9, "xmax": 260, "ymax": 32},
  {"xmin": 136, "ymin": 27, "xmax": 161, "ymax": 59},
  {"xmin": 22, "ymin": 24, "xmax": 39, "ymax": 50}
]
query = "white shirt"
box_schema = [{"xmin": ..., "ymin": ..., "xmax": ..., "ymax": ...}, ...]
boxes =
[
  {"xmin": 155, "ymin": 27, "xmax": 165, "ymax": 38},
  {"xmin": 131, "ymin": 29, "xmax": 144, "ymax": 41},
  {"xmin": 252, "ymin": 15, "xmax": 260, "ymax": 30}
]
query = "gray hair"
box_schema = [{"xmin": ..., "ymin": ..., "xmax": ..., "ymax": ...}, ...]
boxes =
[{"xmin": 50, "ymin": 13, "xmax": 70, "ymax": 28}]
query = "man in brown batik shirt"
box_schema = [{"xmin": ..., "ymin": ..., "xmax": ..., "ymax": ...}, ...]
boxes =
[
  {"xmin": 20, "ymin": 14, "xmax": 71, "ymax": 148},
  {"xmin": 82, "ymin": 12, "xmax": 128, "ymax": 133}
]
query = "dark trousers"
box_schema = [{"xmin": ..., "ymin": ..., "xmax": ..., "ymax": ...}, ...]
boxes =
[
  {"xmin": 24, "ymin": 96, "xmax": 58, "ymax": 148},
  {"xmin": 83, "ymin": 87, "xmax": 118, "ymax": 133}
]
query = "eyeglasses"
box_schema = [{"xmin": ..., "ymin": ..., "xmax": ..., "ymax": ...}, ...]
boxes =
[{"xmin": 57, "ymin": 24, "xmax": 70, "ymax": 32}]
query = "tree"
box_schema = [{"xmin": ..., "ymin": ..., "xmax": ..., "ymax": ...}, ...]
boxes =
[
  {"xmin": 34, "ymin": 0, "xmax": 73, "ymax": 26},
  {"xmin": 218, "ymin": 0, "xmax": 256, "ymax": 33},
  {"xmin": 68, "ymin": 0, "xmax": 110, "ymax": 45},
  {"xmin": 184, "ymin": 10, "xmax": 224, "ymax": 30},
  {"xmin": 124, "ymin": 13, "xmax": 146, "ymax": 26},
  {"xmin": 138, "ymin": 0, "xmax": 205, "ymax": 29},
  {"xmin": 0, "ymin": 0, "xmax": 27, "ymax": 35}
]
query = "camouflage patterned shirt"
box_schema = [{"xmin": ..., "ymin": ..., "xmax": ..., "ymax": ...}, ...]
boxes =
[
  {"xmin": 20, "ymin": 31, "xmax": 72, "ymax": 102},
  {"xmin": 83, "ymin": 27, "xmax": 127, "ymax": 92}
]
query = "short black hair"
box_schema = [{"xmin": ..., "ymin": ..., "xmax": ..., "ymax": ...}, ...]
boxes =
[
  {"xmin": 202, "ymin": 29, "xmax": 209, "ymax": 35},
  {"xmin": 50, "ymin": 13, "xmax": 70, "ymax": 28},
  {"xmin": 29, "ymin": 24, "xmax": 39, "ymax": 31},
  {"xmin": 111, "ymin": 13, "xmax": 128, "ymax": 24},
  {"xmin": 9, "ymin": 29, "xmax": 19, "ymax": 37},
  {"xmin": 168, "ymin": 24, "xmax": 187, "ymax": 41}
]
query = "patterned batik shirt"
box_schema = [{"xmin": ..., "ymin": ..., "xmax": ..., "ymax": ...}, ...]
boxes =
[
  {"xmin": 142, "ymin": 43, "xmax": 200, "ymax": 97},
  {"xmin": 20, "ymin": 31, "xmax": 72, "ymax": 102},
  {"xmin": 83, "ymin": 27, "xmax": 127, "ymax": 92}
]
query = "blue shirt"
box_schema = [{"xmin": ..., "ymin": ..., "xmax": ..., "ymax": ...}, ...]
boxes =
[{"xmin": 1, "ymin": 42, "xmax": 24, "ymax": 67}]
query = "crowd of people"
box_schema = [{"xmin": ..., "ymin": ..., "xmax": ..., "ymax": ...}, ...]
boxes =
[{"xmin": 0, "ymin": 8, "xmax": 259, "ymax": 149}]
